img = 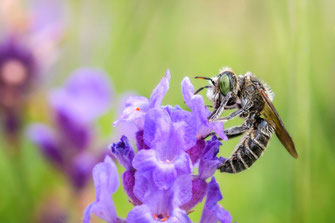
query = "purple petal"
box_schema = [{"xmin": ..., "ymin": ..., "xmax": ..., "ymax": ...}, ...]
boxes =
[
  {"xmin": 54, "ymin": 109, "xmax": 92, "ymax": 151},
  {"xmin": 136, "ymin": 130, "xmax": 150, "ymax": 150},
  {"xmin": 199, "ymin": 136, "xmax": 224, "ymax": 179},
  {"xmin": 122, "ymin": 170, "xmax": 142, "ymax": 206},
  {"xmin": 180, "ymin": 177, "xmax": 208, "ymax": 211},
  {"xmin": 153, "ymin": 163, "xmax": 177, "ymax": 190},
  {"xmin": 110, "ymin": 135, "xmax": 135, "ymax": 170},
  {"xmin": 113, "ymin": 96, "xmax": 149, "ymax": 129},
  {"xmin": 132, "ymin": 149, "xmax": 157, "ymax": 173},
  {"xmin": 50, "ymin": 68, "xmax": 112, "ymax": 124},
  {"xmin": 27, "ymin": 124, "xmax": 63, "ymax": 165},
  {"xmin": 127, "ymin": 205, "xmax": 192, "ymax": 223},
  {"xmin": 133, "ymin": 171, "xmax": 174, "ymax": 212},
  {"xmin": 210, "ymin": 122, "xmax": 228, "ymax": 141},
  {"xmin": 148, "ymin": 69, "xmax": 171, "ymax": 108},
  {"xmin": 143, "ymin": 108, "xmax": 171, "ymax": 150},
  {"xmin": 200, "ymin": 177, "xmax": 232, "ymax": 223},
  {"xmin": 173, "ymin": 174, "xmax": 193, "ymax": 207},
  {"xmin": 126, "ymin": 205, "xmax": 155, "ymax": 223},
  {"xmin": 84, "ymin": 156, "xmax": 120, "ymax": 223},
  {"xmin": 169, "ymin": 109, "xmax": 197, "ymax": 151},
  {"xmin": 181, "ymin": 77, "xmax": 194, "ymax": 109},
  {"xmin": 173, "ymin": 152, "xmax": 192, "ymax": 176},
  {"xmin": 168, "ymin": 208, "xmax": 192, "ymax": 223},
  {"xmin": 181, "ymin": 77, "xmax": 228, "ymax": 140},
  {"xmin": 191, "ymin": 95, "xmax": 210, "ymax": 126},
  {"xmin": 186, "ymin": 139, "xmax": 206, "ymax": 165},
  {"xmin": 68, "ymin": 153, "xmax": 96, "ymax": 190}
]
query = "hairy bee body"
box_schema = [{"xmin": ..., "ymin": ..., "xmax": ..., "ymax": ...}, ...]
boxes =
[
  {"xmin": 195, "ymin": 68, "xmax": 297, "ymax": 174},
  {"xmin": 219, "ymin": 118, "xmax": 274, "ymax": 173}
]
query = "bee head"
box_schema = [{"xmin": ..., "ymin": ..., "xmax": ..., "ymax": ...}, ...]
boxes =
[
  {"xmin": 217, "ymin": 70, "xmax": 238, "ymax": 96},
  {"xmin": 194, "ymin": 67, "xmax": 239, "ymax": 108}
]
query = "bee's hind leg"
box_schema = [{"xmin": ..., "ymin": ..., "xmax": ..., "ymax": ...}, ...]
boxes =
[
  {"xmin": 204, "ymin": 124, "xmax": 249, "ymax": 140},
  {"xmin": 224, "ymin": 124, "xmax": 249, "ymax": 139}
]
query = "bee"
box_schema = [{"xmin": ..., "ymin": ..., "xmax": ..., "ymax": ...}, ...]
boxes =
[{"xmin": 195, "ymin": 68, "xmax": 298, "ymax": 173}]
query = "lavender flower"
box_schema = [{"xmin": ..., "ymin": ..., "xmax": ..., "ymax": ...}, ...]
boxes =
[
  {"xmin": 113, "ymin": 70, "xmax": 170, "ymax": 130},
  {"xmin": 84, "ymin": 156, "xmax": 124, "ymax": 223},
  {"xmin": 0, "ymin": 0, "xmax": 65, "ymax": 144},
  {"xmin": 28, "ymin": 68, "xmax": 112, "ymax": 189},
  {"xmin": 200, "ymin": 178, "xmax": 232, "ymax": 223},
  {"xmin": 85, "ymin": 71, "xmax": 233, "ymax": 223}
]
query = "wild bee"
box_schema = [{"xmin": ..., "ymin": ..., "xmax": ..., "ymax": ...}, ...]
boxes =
[{"xmin": 195, "ymin": 68, "xmax": 298, "ymax": 173}]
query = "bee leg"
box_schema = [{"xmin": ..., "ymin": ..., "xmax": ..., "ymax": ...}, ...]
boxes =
[
  {"xmin": 208, "ymin": 92, "xmax": 233, "ymax": 121},
  {"xmin": 203, "ymin": 124, "xmax": 248, "ymax": 140},
  {"xmin": 224, "ymin": 124, "xmax": 249, "ymax": 139},
  {"xmin": 211, "ymin": 108, "xmax": 244, "ymax": 122}
]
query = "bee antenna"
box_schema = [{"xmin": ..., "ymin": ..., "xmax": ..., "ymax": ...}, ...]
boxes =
[
  {"xmin": 194, "ymin": 85, "xmax": 210, "ymax": 95},
  {"xmin": 194, "ymin": 76, "xmax": 216, "ymax": 86}
]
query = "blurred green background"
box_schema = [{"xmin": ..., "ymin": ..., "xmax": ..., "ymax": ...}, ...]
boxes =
[{"xmin": 1, "ymin": 0, "xmax": 335, "ymax": 222}]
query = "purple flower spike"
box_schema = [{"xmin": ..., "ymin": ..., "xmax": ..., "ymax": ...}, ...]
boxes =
[
  {"xmin": 27, "ymin": 124, "xmax": 63, "ymax": 165},
  {"xmin": 110, "ymin": 135, "xmax": 135, "ymax": 170},
  {"xmin": 200, "ymin": 177, "xmax": 232, "ymax": 223},
  {"xmin": 181, "ymin": 77, "xmax": 228, "ymax": 140},
  {"xmin": 84, "ymin": 156, "xmax": 124, "ymax": 223},
  {"xmin": 199, "ymin": 136, "xmax": 225, "ymax": 180},
  {"xmin": 84, "ymin": 70, "xmax": 233, "ymax": 223},
  {"xmin": 50, "ymin": 68, "xmax": 112, "ymax": 125},
  {"xmin": 113, "ymin": 70, "xmax": 170, "ymax": 130},
  {"xmin": 0, "ymin": 39, "xmax": 36, "ymax": 89}
]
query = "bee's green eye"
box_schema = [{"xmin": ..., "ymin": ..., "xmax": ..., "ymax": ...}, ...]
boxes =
[{"xmin": 219, "ymin": 74, "xmax": 230, "ymax": 95}]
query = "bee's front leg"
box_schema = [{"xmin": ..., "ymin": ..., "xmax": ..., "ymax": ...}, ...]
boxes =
[{"xmin": 211, "ymin": 108, "xmax": 244, "ymax": 122}]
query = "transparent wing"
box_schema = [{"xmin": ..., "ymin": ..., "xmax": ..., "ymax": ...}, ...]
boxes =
[{"xmin": 259, "ymin": 89, "xmax": 298, "ymax": 158}]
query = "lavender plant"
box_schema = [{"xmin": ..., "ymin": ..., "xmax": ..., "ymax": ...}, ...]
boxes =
[
  {"xmin": 84, "ymin": 70, "xmax": 233, "ymax": 223},
  {"xmin": 28, "ymin": 68, "xmax": 112, "ymax": 190},
  {"xmin": 0, "ymin": 0, "xmax": 65, "ymax": 146}
]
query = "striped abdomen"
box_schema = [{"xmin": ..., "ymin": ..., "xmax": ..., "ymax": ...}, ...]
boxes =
[{"xmin": 219, "ymin": 118, "xmax": 274, "ymax": 173}]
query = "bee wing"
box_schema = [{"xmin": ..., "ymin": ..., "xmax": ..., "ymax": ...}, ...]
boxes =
[{"xmin": 259, "ymin": 89, "xmax": 298, "ymax": 158}]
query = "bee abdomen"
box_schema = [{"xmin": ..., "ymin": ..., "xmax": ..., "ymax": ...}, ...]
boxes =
[{"xmin": 219, "ymin": 119, "xmax": 273, "ymax": 174}]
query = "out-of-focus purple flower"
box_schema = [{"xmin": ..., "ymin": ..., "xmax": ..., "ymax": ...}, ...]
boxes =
[
  {"xmin": 0, "ymin": 0, "xmax": 66, "ymax": 144},
  {"xmin": 0, "ymin": 39, "xmax": 36, "ymax": 139},
  {"xmin": 50, "ymin": 68, "xmax": 112, "ymax": 124},
  {"xmin": 27, "ymin": 124, "xmax": 63, "ymax": 165},
  {"xmin": 0, "ymin": 39, "xmax": 36, "ymax": 90},
  {"xmin": 84, "ymin": 156, "xmax": 124, "ymax": 223},
  {"xmin": 200, "ymin": 177, "xmax": 232, "ymax": 223},
  {"xmin": 182, "ymin": 77, "xmax": 227, "ymax": 141},
  {"xmin": 28, "ymin": 69, "xmax": 112, "ymax": 190},
  {"xmin": 113, "ymin": 70, "xmax": 170, "ymax": 130}
]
